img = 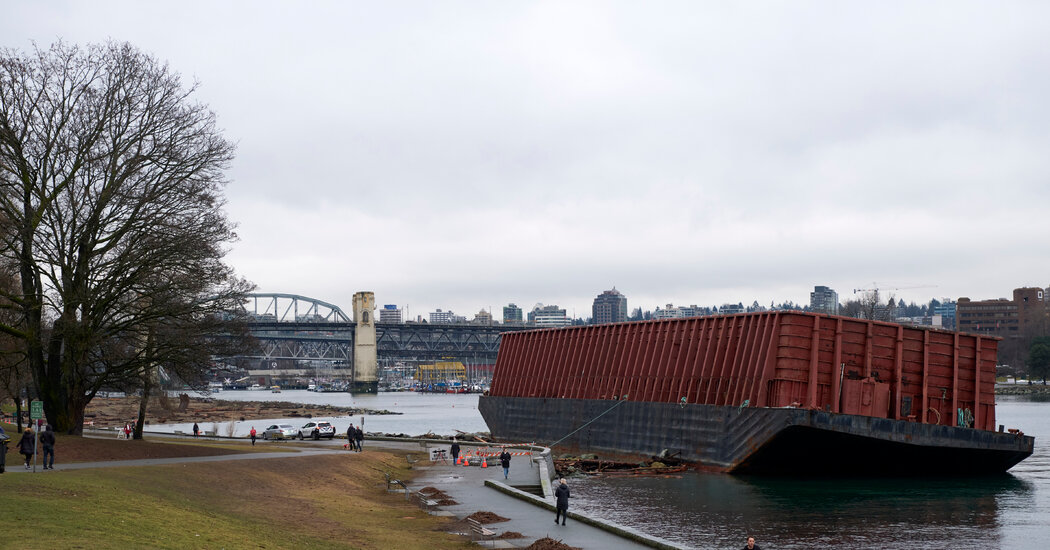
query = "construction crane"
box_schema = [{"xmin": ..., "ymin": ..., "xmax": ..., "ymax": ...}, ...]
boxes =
[{"xmin": 852, "ymin": 283, "xmax": 937, "ymax": 294}]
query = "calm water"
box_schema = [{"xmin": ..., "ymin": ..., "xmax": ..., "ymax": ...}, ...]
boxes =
[
  {"xmin": 152, "ymin": 390, "xmax": 487, "ymax": 437},
  {"xmin": 569, "ymin": 395, "xmax": 1050, "ymax": 550},
  {"xmin": 157, "ymin": 391, "xmax": 1049, "ymax": 549}
]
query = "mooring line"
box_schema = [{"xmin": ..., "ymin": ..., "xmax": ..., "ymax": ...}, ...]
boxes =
[{"xmin": 548, "ymin": 396, "xmax": 628, "ymax": 449}]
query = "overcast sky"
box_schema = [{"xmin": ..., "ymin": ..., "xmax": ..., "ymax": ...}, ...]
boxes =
[{"xmin": 5, "ymin": 2, "xmax": 1050, "ymax": 321}]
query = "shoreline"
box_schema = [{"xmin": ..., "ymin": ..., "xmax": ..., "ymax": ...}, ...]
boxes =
[
  {"xmin": 995, "ymin": 384, "xmax": 1050, "ymax": 395},
  {"xmin": 84, "ymin": 395, "xmax": 400, "ymax": 431}
]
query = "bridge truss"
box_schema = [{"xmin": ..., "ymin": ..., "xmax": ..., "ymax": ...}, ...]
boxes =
[{"xmin": 237, "ymin": 322, "xmax": 528, "ymax": 365}]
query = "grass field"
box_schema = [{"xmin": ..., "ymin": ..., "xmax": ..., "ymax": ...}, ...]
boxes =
[{"xmin": 0, "ymin": 425, "xmax": 472, "ymax": 549}]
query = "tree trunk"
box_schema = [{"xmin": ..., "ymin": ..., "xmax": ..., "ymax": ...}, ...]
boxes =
[
  {"xmin": 14, "ymin": 395, "xmax": 23, "ymax": 433},
  {"xmin": 134, "ymin": 372, "xmax": 151, "ymax": 440}
]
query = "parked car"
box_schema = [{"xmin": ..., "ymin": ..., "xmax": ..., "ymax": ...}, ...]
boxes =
[
  {"xmin": 262, "ymin": 424, "xmax": 297, "ymax": 440},
  {"xmin": 299, "ymin": 421, "xmax": 336, "ymax": 440}
]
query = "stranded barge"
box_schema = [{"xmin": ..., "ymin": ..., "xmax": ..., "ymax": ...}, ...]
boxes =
[{"xmin": 478, "ymin": 311, "xmax": 1034, "ymax": 475}]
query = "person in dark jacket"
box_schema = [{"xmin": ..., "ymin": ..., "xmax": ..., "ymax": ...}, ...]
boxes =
[
  {"xmin": 554, "ymin": 478, "xmax": 570, "ymax": 525},
  {"xmin": 192, "ymin": 422, "xmax": 200, "ymax": 438},
  {"xmin": 18, "ymin": 428, "xmax": 35, "ymax": 469},
  {"xmin": 346, "ymin": 425, "xmax": 355, "ymax": 450},
  {"xmin": 499, "ymin": 447, "xmax": 511, "ymax": 479},
  {"xmin": 354, "ymin": 425, "xmax": 364, "ymax": 452},
  {"xmin": 450, "ymin": 439, "xmax": 460, "ymax": 464},
  {"xmin": 742, "ymin": 536, "xmax": 761, "ymax": 550},
  {"xmin": 40, "ymin": 424, "xmax": 56, "ymax": 469}
]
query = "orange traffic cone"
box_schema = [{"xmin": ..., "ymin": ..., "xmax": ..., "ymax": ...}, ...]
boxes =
[
  {"xmin": 455, "ymin": 455, "xmax": 461, "ymax": 465},
  {"xmin": 463, "ymin": 452, "xmax": 470, "ymax": 466},
  {"xmin": 481, "ymin": 456, "xmax": 488, "ymax": 468}
]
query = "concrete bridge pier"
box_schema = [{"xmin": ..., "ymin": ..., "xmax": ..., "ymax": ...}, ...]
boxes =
[{"xmin": 351, "ymin": 291, "xmax": 378, "ymax": 393}]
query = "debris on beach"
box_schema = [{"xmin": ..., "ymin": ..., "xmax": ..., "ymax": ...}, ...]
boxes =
[
  {"xmin": 554, "ymin": 453, "xmax": 690, "ymax": 478},
  {"xmin": 466, "ymin": 511, "xmax": 510, "ymax": 524},
  {"xmin": 524, "ymin": 537, "xmax": 581, "ymax": 550},
  {"xmin": 496, "ymin": 531, "xmax": 525, "ymax": 539}
]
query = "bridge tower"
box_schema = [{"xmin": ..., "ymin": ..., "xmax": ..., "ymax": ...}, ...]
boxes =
[{"xmin": 351, "ymin": 291, "xmax": 378, "ymax": 393}]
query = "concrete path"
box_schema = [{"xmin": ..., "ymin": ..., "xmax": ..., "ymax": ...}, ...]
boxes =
[{"xmin": 409, "ymin": 442, "xmax": 674, "ymax": 550}]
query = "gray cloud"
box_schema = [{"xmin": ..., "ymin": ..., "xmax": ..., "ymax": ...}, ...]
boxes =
[{"xmin": 5, "ymin": 1, "xmax": 1049, "ymax": 319}]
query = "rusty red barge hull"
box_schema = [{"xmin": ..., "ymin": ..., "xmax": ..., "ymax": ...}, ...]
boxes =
[{"xmin": 479, "ymin": 312, "xmax": 1034, "ymax": 475}]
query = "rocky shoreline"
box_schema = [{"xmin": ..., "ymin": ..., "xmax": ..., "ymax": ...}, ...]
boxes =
[
  {"xmin": 84, "ymin": 395, "xmax": 400, "ymax": 430},
  {"xmin": 995, "ymin": 383, "xmax": 1050, "ymax": 395}
]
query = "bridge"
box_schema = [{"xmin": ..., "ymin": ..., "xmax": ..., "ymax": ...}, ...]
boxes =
[{"xmin": 234, "ymin": 293, "xmax": 528, "ymax": 368}]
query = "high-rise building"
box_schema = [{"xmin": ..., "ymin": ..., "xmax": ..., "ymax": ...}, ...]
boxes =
[
  {"xmin": 652, "ymin": 304, "xmax": 683, "ymax": 320},
  {"xmin": 810, "ymin": 285, "xmax": 840, "ymax": 315},
  {"xmin": 678, "ymin": 305, "xmax": 703, "ymax": 318},
  {"xmin": 592, "ymin": 288, "xmax": 628, "ymax": 324},
  {"xmin": 528, "ymin": 304, "xmax": 569, "ymax": 327},
  {"xmin": 934, "ymin": 300, "xmax": 957, "ymax": 330},
  {"xmin": 429, "ymin": 309, "xmax": 454, "ymax": 324},
  {"xmin": 720, "ymin": 303, "xmax": 745, "ymax": 315},
  {"xmin": 503, "ymin": 303, "xmax": 523, "ymax": 324},
  {"xmin": 378, "ymin": 304, "xmax": 402, "ymax": 324},
  {"xmin": 473, "ymin": 309, "xmax": 492, "ymax": 325},
  {"xmin": 957, "ymin": 287, "xmax": 1047, "ymax": 336}
]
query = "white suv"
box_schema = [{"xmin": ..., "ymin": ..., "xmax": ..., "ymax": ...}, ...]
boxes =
[{"xmin": 298, "ymin": 421, "xmax": 336, "ymax": 440}]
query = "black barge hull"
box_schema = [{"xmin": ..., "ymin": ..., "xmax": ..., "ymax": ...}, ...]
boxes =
[{"xmin": 478, "ymin": 395, "xmax": 1034, "ymax": 475}]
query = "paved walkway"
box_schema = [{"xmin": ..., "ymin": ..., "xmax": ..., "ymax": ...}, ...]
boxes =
[{"xmin": 409, "ymin": 442, "xmax": 676, "ymax": 549}]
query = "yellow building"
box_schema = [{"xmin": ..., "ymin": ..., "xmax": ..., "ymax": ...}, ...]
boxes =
[{"xmin": 416, "ymin": 362, "xmax": 466, "ymax": 387}]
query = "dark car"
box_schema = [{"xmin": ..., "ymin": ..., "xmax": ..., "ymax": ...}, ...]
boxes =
[{"xmin": 298, "ymin": 421, "xmax": 335, "ymax": 440}]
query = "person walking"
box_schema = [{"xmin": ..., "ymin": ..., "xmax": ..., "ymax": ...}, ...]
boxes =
[
  {"xmin": 192, "ymin": 422, "xmax": 200, "ymax": 438},
  {"xmin": 450, "ymin": 439, "xmax": 460, "ymax": 464},
  {"xmin": 554, "ymin": 478, "xmax": 570, "ymax": 525},
  {"xmin": 499, "ymin": 447, "xmax": 511, "ymax": 480},
  {"xmin": 40, "ymin": 424, "xmax": 56, "ymax": 470},
  {"xmin": 346, "ymin": 425, "xmax": 355, "ymax": 450},
  {"xmin": 0, "ymin": 424, "xmax": 8, "ymax": 473},
  {"xmin": 354, "ymin": 425, "xmax": 364, "ymax": 452},
  {"xmin": 17, "ymin": 427, "xmax": 35, "ymax": 470},
  {"xmin": 742, "ymin": 536, "xmax": 761, "ymax": 549},
  {"xmin": 249, "ymin": 426, "xmax": 257, "ymax": 446},
  {"xmin": 123, "ymin": 423, "xmax": 131, "ymax": 440}
]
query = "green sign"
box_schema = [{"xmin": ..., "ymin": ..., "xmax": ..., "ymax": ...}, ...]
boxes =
[{"xmin": 30, "ymin": 400, "xmax": 43, "ymax": 420}]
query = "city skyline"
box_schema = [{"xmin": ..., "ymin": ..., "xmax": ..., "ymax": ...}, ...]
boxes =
[{"xmin": 5, "ymin": 4, "xmax": 1050, "ymax": 321}]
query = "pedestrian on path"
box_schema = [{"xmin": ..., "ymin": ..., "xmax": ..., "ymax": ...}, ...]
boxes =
[
  {"xmin": 123, "ymin": 423, "xmax": 131, "ymax": 439},
  {"xmin": 17, "ymin": 427, "xmax": 35, "ymax": 470},
  {"xmin": 346, "ymin": 425, "xmax": 355, "ymax": 450},
  {"xmin": 354, "ymin": 425, "xmax": 364, "ymax": 452},
  {"xmin": 499, "ymin": 447, "xmax": 511, "ymax": 479},
  {"xmin": 249, "ymin": 426, "xmax": 257, "ymax": 446},
  {"xmin": 450, "ymin": 439, "xmax": 460, "ymax": 464},
  {"xmin": 192, "ymin": 422, "xmax": 200, "ymax": 438},
  {"xmin": 40, "ymin": 424, "xmax": 56, "ymax": 469},
  {"xmin": 742, "ymin": 536, "xmax": 761, "ymax": 550},
  {"xmin": 555, "ymin": 478, "xmax": 570, "ymax": 525}
]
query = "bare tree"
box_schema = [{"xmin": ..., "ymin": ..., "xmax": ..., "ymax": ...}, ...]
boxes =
[
  {"xmin": 841, "ymin": 290, "xmax": 897, "ymax": 322},
  {"xmin": 0, "ymin": 41, "xmax": 254, "ymax": 434}
]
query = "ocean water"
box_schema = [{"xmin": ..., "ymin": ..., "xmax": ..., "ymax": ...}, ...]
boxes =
[
  {"xmin": 568, "ymin": 395, "xmax": 1049, "ymax": 550},
  {"xmin": 151, "ymin": 390, "xmax": 487, "ymax": 438}
]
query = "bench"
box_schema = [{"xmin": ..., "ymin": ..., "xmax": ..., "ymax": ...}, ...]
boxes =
[
  {"xmin": 466, "ymin": 518, "xmax": 496, "ymax": 543},
  {"xmin": 405, "ymin": 454, "xmax": 420, "ymax": 468},
  {"xmin": 383, "ymin": 472, "xmax": 409, "ymax": 499},
  {"xmin": 414, "ymin": 491, "xmax": 438, "ymax": 512}
]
